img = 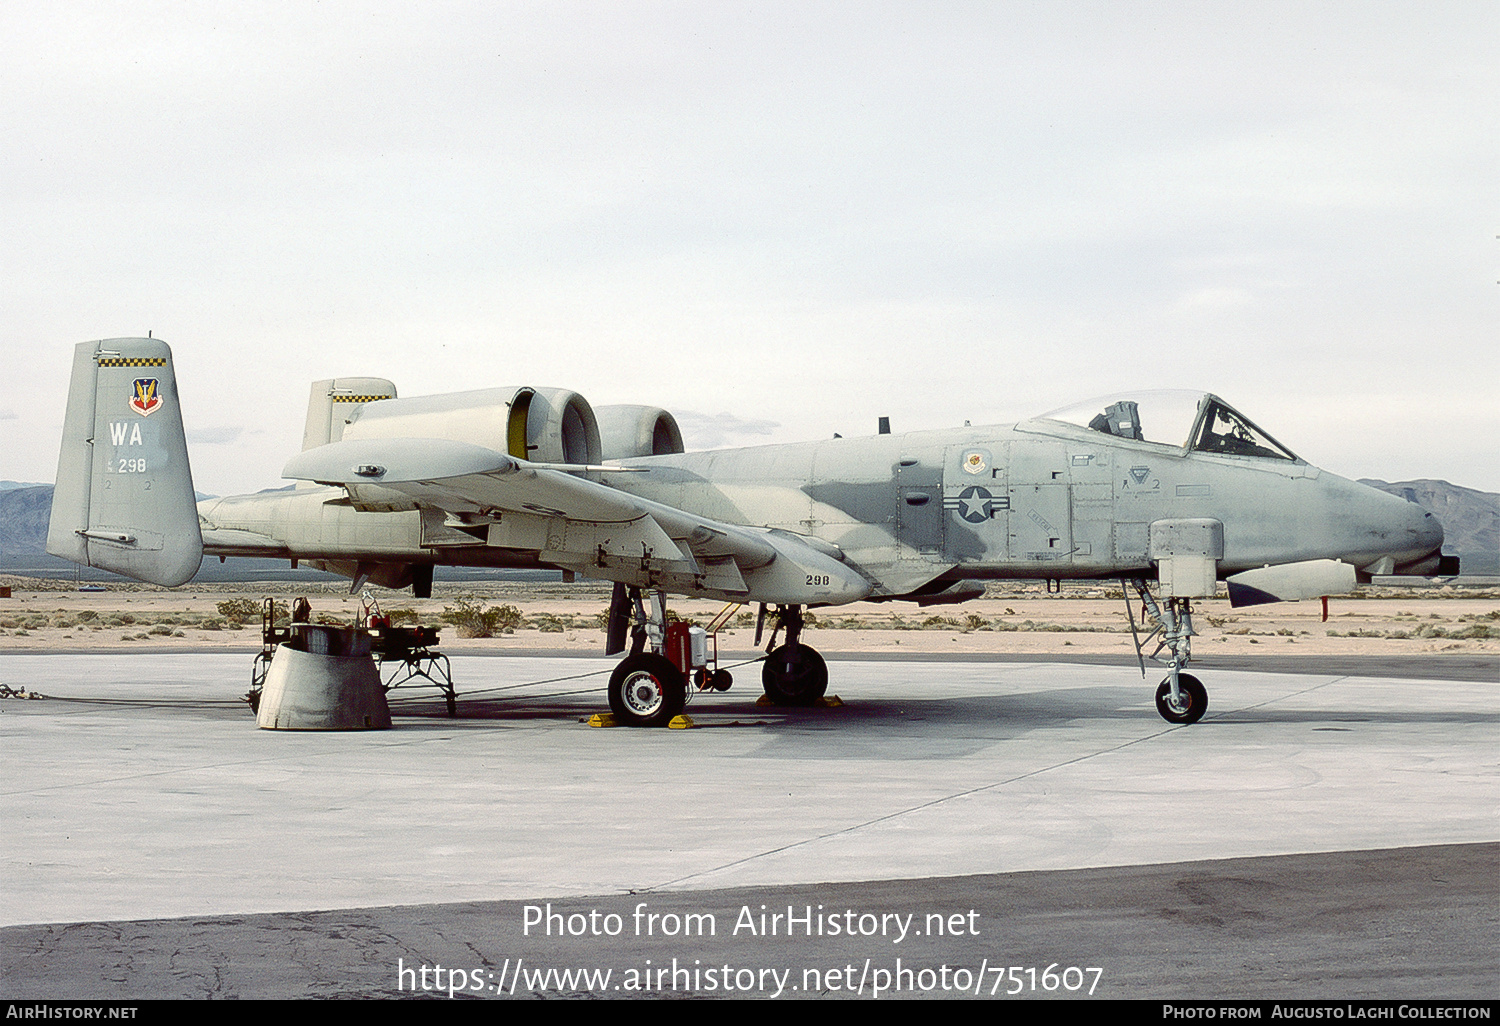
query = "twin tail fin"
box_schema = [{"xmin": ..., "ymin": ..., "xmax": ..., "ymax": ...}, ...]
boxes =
[{"xmin": 47, "ymin": 338, "xmax": 203, "ymax": 586}]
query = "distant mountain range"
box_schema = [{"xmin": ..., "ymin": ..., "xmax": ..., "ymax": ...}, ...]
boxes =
[
  {"xmin": 3, "ymin": 479, "xmax": 1496, "ymax": 575},
  {"xmin": 0, "ymin": 485, "xmax": 52, "ymax": 558},
  {"xmin": 0, "ymin": 485, "xmax": 213, "ymax": 559},
  {"xmin": 1358, "ymin": 479, "xmax": 1499, "ymax": 575}
]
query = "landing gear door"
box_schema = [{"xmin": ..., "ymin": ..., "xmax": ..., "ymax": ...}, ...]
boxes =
[{"xmin": 943, "ymin": 443, "xmax": 1008, "ymax": 564}]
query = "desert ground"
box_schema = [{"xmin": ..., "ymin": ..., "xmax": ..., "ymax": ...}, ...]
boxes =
[{"xmin": 2, "ymin": 574, "xmax": 1495, "ymax": 663}]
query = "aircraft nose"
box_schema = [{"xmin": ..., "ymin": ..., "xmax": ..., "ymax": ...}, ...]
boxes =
[
  {"xmin": 1380, "ymin": 488, "xmax": 1445, "ymax": 573},
  {"xmin": 1329, "ymin": 477, "xmax": 1445, "ymax": 573},
  {"xmin": 1411, "ymin": 504, "xmax": 1444, "ymax": 554}
]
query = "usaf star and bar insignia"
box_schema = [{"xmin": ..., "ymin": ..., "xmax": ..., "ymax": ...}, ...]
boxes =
[{"xmin": 943, "ymin": 485, "xmax": 1010, "ymax": 524}]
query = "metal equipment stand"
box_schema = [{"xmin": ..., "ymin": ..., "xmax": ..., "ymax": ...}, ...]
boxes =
[
  {"xmin": 370, "ymin": 625, "xmax": 457, "ymax": 717},
  {"xmin": 248, "ymin": 596, "xmax": 458, "ymax": 718},
  {"xmin": 248, "ymin": 596, "xmax": 289, "ymax": 714}
]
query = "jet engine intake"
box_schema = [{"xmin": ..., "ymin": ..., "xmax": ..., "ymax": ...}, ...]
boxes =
[{"xmin": 595, "ymin": 405, "xmax": 685, "ymax": 460}]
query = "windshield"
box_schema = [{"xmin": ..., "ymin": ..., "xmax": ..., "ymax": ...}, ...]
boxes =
[
  {"xmin": 1033, "ymin": 391, "xmax": 1300, "ymax": 461},
  {"xmin": 1191, "ymin": 400, "xmax": 1298, "ymax": 460}
]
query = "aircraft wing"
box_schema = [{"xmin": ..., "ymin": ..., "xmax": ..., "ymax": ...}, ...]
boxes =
[{"xmin": 282, "ymin": 437, "xmax": 872, "ymax": 606}]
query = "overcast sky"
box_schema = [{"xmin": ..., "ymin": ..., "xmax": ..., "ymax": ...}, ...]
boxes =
[{"xmin": 4, "ymin": 1, "xmax": 1497, "ymax": 497}]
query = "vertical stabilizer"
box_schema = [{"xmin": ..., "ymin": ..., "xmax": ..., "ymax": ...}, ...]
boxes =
[
  {"xmin": 47, "ymin": 338, "xmax": 203, "ymax": 586},
  {"xmin": 302, "ymin": 377, "xmax": 397, "ymax": 450}
]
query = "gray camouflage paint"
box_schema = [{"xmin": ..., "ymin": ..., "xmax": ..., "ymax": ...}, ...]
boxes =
[{"xmin": 51, "ymin": 338, "xmax": 1444, "ymax": 605}]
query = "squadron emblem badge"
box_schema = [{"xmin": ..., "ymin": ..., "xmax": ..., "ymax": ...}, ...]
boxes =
[{"xmin": 129, "ymin": 378, "xmax": 163, "ymax": 417}]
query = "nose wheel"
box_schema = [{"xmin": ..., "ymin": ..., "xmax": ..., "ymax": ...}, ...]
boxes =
[{"xmin": 1155, "ymin": 673, "xmax": 1207, "ymax": 725}]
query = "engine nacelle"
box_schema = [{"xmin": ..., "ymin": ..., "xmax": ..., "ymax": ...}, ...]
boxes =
[
  {"xmin": 528, "ymin": 388, "xmax": 603, "ymax": 465},
  {"xmin": 338, "ymin": 386, "xmax": 601, "ymax": 465},
  {"xmin": 594, "ymin": 405, "xmax": 685, "ymax": 460}
]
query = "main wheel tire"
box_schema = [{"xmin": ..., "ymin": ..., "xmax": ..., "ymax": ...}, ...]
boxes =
[
  {"xmin": 762, "ymin": 645, "xmax": 829, "ymax": 706},
  {"xmin": 608, "ymin": 654, "xmax": 686, "ymax": 727},
  {"xmin": 1155, "ymin": 673, "xmax": 1208, "ymax": 725}
]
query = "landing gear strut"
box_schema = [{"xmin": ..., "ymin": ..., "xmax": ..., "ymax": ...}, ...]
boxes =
[
  {"xmin": 606, "ymin": 588, "xmax": 687, "ymax": 727},
  {"xmin": 761, "ymin": 604, "xmax": 828, "ymax": 706},
  {"xmin": 1127, "ymin": 580, "xmax": 1209, "ymax": 725}
]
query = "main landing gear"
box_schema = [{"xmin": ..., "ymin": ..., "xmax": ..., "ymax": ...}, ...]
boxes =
[
  {"xmin": 604, "ymin": 586, "xmax": 733, "ymax": 727},
  {"xmin": 606, "ymin": 588, "xmax": 684, "ymax": 727},
  {"xmin": 609, "ymin": 652, "xmax": 685, "ymax": 728},
  {"xmin": 1126, "ymin": 580, "xmax": 1209, "ymax": 725},
  {"xmin": 601, "ymin": 590, "xmax": 828, "ymax": 725},
  {"xmin": 759, "ymin": 604, "xmax": 828, "ymax": 706}
]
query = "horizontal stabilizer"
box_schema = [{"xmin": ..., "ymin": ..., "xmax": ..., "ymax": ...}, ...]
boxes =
[{"xmin": 1226, "ymin": 559, "xmax": 1356, "ymax": 608}]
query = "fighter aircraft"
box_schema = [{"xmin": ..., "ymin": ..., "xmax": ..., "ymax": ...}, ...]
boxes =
[{"xmin": 48, "ymin": 337, "xmax": 1450, "ymax": 727}]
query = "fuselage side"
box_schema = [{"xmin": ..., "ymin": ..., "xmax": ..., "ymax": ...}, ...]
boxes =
[{"xmin": 199, "ymin": 418, "xmax": 1442, "ymax": 599}]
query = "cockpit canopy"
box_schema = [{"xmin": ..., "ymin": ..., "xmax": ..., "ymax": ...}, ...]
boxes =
[{"xmin": 1029, "ymin": 391, "xmax": 1301, "ymax": 461}]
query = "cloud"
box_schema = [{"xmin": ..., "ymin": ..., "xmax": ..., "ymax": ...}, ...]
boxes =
[
  {"xmin": 0, "ymin": 409, "xmax": 17, "ymax": 420},
  {"xmin": 672, "ymin": 411, "xmax": 780, "ymax": 450}
]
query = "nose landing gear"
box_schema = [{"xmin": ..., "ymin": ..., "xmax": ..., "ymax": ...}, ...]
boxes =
[
  {"xmin": 1154, "ymin": 672, "xmax": 1207, "ymax": 725},
  {"xmin": 1128, "ymin": 580, "xmax": 1209, "ymax": 725}
]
